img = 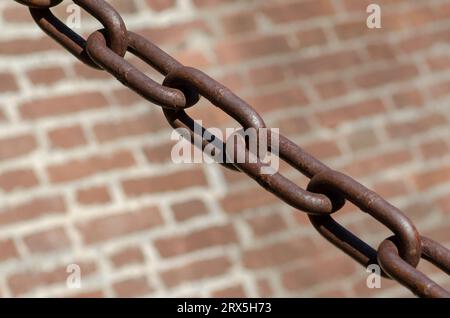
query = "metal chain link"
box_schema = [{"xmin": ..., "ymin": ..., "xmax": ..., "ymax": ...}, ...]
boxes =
[{"xmin": 13, "ymin": 0, "xmax": 450, "ymax": 298}]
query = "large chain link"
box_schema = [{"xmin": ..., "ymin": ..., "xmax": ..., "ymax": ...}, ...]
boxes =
[{"xmin": 13, "ymin": 0, "xmax": 450, "ymax": 298}]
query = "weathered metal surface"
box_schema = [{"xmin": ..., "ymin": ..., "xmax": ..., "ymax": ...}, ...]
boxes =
[{"xmin": 13, "ymin": 0, "xmax": 450, "ymax": 298}]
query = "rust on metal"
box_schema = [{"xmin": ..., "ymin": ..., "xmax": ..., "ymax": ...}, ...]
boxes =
[{"xmin": 13, "ymin": 0, "xmax": 450, "ymax": 298}]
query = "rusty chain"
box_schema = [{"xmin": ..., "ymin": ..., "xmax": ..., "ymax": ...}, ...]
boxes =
[{"xmin": 13, "ymin": 0, "xmax": 450, "ymax": 298}]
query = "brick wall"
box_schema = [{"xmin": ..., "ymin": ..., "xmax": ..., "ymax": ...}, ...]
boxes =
[{"xmin": 0, "ymin": 0, "xmax": 449, "ymax": 297}]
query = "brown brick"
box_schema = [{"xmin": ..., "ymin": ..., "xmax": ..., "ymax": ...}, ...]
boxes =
[
  {"xmin": 0, "ymin": 133, "xmax": 37, "ymax": 161},
  {"xmin": 211, "ymin": 284, "xmax": 246, "ymax": 298},
  {"xmin": 0, "ymin": 239, "xmax": 19, "ymax": 262},
  {"xmin": 160, "ymin": 256, "xmax": 231, "ymax": 288},
  {"xmin": 248, "ymin": 64, "xmax": 286, "ymax": 88},
  {"xmin": 414, "ymin": 166, "xmax": 450, "ymax": 190},
  {"xmin": 354, "ymin": 64, "xmax": 419, "ymax": 89},
  {"xmin": 26, "ymin": 67, "xmax": 65, "ymax": 86},
  {"xmin": 113, "ymin": 276, "xmax": 152, "ymax": 297},
  {"xmin": 0, "ymin": 72, "xmax": 19, "ymax": 93},
  {"xmin": 215, "ymin": 35, "xmax": 291, "ymax": 64},
  {"xmin": 346, "ymin": 128, "xmax": 379, "ymax": 152},
  {"xmin": 145, "ymin": 0, "xmax": 176, "ymax": 11},
  {"xmin": 372, "ymin": 179, "xmax": 410, "ymax": 199},
  {"xmin": 122, "ymin": 168, "xmax": 207, "ymax": 197},
  {"xmin": 143, "ymin": 142, "xmax": 174, "ymax": 164},
  {"xmin": 93, "ymin": 113, "xmax": 167, "ymax": 143},
  {"xmin": 77, "ymin": 206, "xmax": 163, "ymax": 245},
  {"xmin": 47, "ymin": 125, "xmax": 87, "ymax": 149},
  {"xmin": 243, "ymin": 236, "xmax": 318, "ymax": 269},
  {"xmin": 47, "ymin": 150, "xmax": 135, "ymax": 183},
  {"xmin": 246, "ymin": 86, "xmax": 309, "ymax": 114},
  {"xmin": 220, "ymin": 186, "xmax": 278, "ymax": 214},
  {"xmin": 221, "ymin": 11, "xmax": 257, "ymax": 35},
  {"xmin": 420, "ymin": 139, "xmax": 450, "ymax": 160},
  {"xmin": 171, "ymin": 199, "xmax": 208, "ymax": 222},
  {"xmin": 247, "ymin": 213, "xmax": 287, "ymax": 237},
  {"xmin": 385, "ymin": 114, "xmax": 448, "ymax": 139},
  {"xmin": 23, "ymin": 227, "xmax": 71, "ymax": 253},
  {"xmin": 314, "ymin": 79, "xmax": 349, "ymax": 100},
  {"xmin": 0, "ymin": 36, "xmax": 59, "ymax": 56},
  {"xmin": 291, "ymin": 50, "xmax": 362, "ymax": 76},
  {"xmin": 281, "ymin": 255, "xmax": 355, "ymax": 291},
  {"xmin": 317, "ymin": 98, "xmax": 385, "ymax": 128},
  {"xmin": 8, "ymin": 261, "xmax": 96, "ymax": 296},
  {"xmin": 343, "ymin": 149, "xmax": 413, "ymax": 178},
  {"xmin": 76, "ymin": 186, "xmax": 111, "ymax": 206},
  {"xmin": 392, "ymin": 89, "xmax": 424, "ymax": 109},
  {"xmin": 20, "ymin": 92, "xmax": 108, "ymax": 120},
  {"xmin": 110, "ymin": 246, "xmax": 145, "ymax": 268},
  {"xmin": 295, "ymin": 27, "xmax": 328, "ymax": 48},
  {"xmin": 303, "ymin": 139, "xmax": 341, "ymax": 159},
  {"xmin": 0, "ymin": 195, "xmax": 66, "ymax": 226},
  {"xmin": 0, "ymin": 168, "xmax": 38, "ymax": 192},
  {"xmin": 261, "ymin": 0, "xmax": 334, "ymax": 24},
  {"xmin": 154, "ymin": 224, "xmax": 237, "ymax": 258}
]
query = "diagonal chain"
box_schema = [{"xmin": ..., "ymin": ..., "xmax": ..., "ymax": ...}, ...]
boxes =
[{"xmin": 13, "ymin": 0, "xmax": 450, "ymax": 298}]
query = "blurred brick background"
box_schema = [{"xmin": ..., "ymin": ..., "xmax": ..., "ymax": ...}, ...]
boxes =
[{"xmin": 0, "ymin": 0, "xmax": 449, "ymax": 297}]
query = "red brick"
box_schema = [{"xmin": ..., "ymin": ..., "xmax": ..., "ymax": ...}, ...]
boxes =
[
  {"xmin": 317, "ymin": 98, "xmax": 385, "ymax": 128},
  {"xmin": 160, "ymin": 256, "xmax": 231, "ymax": 288},
  {"xmin": 354, "ymin": 64, "xmax": 419, "ymax": 89},
  {"xmin": 154, "ymin": 224, "xmax": 237, "ymax": 258},
  {"xmin": 303, "ymin": 139, "xmax": 341, "ymax": 159},
  {"xmin": 93, "ymin": 113, "xmax": 167, "ymax": 143},
  {"xmin": 247, "ymin": 213, "xmax": 287, "ymax": 237},
  {"xmin": 138, "ymin": 20, "xmax": 210, "ymax": 46},
  {"xmin": 77, "ymin": 206, "xmax": 163, "ymax": 245},
  {"xmin": 20, "ymin": 92, "xmax": 108, "ymax": 120},
  {"xmin": 145, "ymin": 0, "xmax": 176, "ymax": 11},
  {"xmin": 0, "ymin": 239, "xmax": 19, "ymax": 262},
  {"xmin": 0, "ymin": 168, "xmax": 38, "ymax": 192},
  {"xmin": 109, "ymin": 246, "xmax": 145, "ymax": 268},
  {"xmin": 0, "ymin": 36, "xmax": 59, "ymax": 56},
  {"xmin": 171, "ymin": 199, "xmax": 208, "ymax": 222},
  {"xmin": 420, "ymin": 139, "xmax": 450, "ymax": 160},
  {"xmin": 47, "ymin": 150, "xmax": 135, "ymax": 183},
  {"xmin": 246, "ymin": 86, "xmax": 309, "ymax": 114},
  {"xmin": 211, "ymin": 284, "xmax": 246, "ymax": 298},
  {"xmin": 346, "ymin": 128, "xmax": 379, "ymax": 152},
  {"xmin": 0, "ymin": 195, "xmax": 66, "ymax": 226},
  {"xmin": 392, "ymin": 89, "xmax": 424, "ymax": 109},
  {"xmin": 343, "ymin": 149, "xmax": 413, "ymax": 178},
  {"xmin": 413, "ymin": 166, "xmax": 450, "ymax": 190},
  {"xmin": 385, "ymin": 114, "xmax": 448, "ymax": 139},
  {"xmin": 113, "ymin": 276, "xmax": 152, "ymax": 297},
  {"xmin": 215, "ymin": 35, "xmax": 291, "ymax": 64},
  {"xmin": 220, "ymin": 186, "xmax": 278, "ymax": 214},
  {"xmin": 243, "ymin": 236, "xmax": 318, "ymax": 269},
  {"xmin": 261, "ymin": 0, "xmax": 334, "ymax": 24},
  {"xmin": 281, "ymin": 255, "xmax": 355, "ymax": 291},
  {"xmin": 122, "ymin": 168, "xmax": 207, "ymax": 197},
  {"xmin": 291, "ymin": 50, "xmax": 362, "ymax": 76},
  {"xmin": 295, "ymin": 28, "xmax": 328, "ymax": 48},
  {"xmin": 314, "ymin": 79, "xmax": 349, "ymax": 100},
  {"xmin": 26, "ymin": 66, "xmax": 65, "ymax": 86},
  {"xmin": 76, "ymin": 185, "xmax": 111, "ymax": 206},
  {"xmin": 248, "ymin": 64, "xmax": 286, "ymax": 88},
  {"xmin": 221, "ymin": 11, "xmax": 257, "ymax": 35},
  {"xmin": 372, "ymin": 179, "xmax": 410, "ymax": 199},
  {"xmin": 8, "ymin": 261, "xmax": 96, "ymax": 296},
  {"xmin": 0, "ymin": 72, "xmax": 19, "ymax": 93},
  {"xmin": 23, "ymin": 227, "xmax": 71, "ymax": 253},
  {"xmin": 47, "ymin": 125, "xmax": 87, "ymax": 149},
  {"xmin": 0, "ymin": 133, "xmax": 37, "ymax": 161},
  {"xmin": 143, "ymin": 142, "xmax": 174, "ymax": 164}
]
